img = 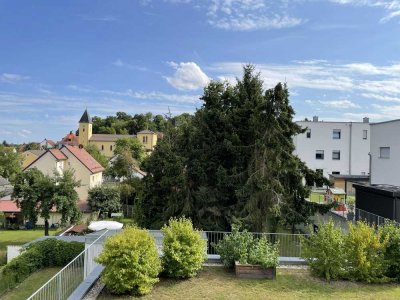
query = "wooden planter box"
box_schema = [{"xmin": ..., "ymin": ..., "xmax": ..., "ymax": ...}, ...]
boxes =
[{"xmin": 235, "ymin": 261, "xmax": 276, "ymax": 279}]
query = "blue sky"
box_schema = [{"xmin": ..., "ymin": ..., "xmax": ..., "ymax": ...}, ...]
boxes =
[{"xmin": 1, "ymin": 0, "xmax": 400, "ymax": 143}]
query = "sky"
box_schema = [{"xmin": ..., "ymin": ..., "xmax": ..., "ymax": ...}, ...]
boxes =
[{"xmin": 1, "ymin": 0, "xmax": 400, "ymax": 143}]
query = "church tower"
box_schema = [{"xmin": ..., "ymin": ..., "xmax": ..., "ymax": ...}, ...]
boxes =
[{"xmin": 78, "ymin": 109, "xmax": 92, "ymax": 147}]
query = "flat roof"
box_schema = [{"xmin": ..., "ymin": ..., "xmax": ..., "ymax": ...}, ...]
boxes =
[
  {"xmin": 329, "ymin": 174, "xmax": 370, "ymax": 180},
  {"xmin": 370, "ymin": 119, "xmax": 400, "ymax": 126},
  {"xmin": 353, "ymin": 183, "xmax": 400, "ymax": 197}
]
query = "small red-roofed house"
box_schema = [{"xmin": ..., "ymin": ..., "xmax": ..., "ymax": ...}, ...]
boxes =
[{"xmin": 25, "ymin": 145, "xmax": 104, "ymax": 200}]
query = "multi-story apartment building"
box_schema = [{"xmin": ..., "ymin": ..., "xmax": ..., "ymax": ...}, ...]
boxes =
[
  {"xmin": 370, "ymin": 119, "xmax": 400, "ymax": 186},
  {"xmin": 293, "ymin": 116, "xmax": 370, "ymax": 178}
]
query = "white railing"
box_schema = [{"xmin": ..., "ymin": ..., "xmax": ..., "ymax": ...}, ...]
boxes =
[{"xmin": 27, "ymin": 230, "xmax": 110, "ymax": 300}]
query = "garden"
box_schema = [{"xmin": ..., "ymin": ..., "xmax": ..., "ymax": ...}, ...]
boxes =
[{"xmin": 94, "ymin": 218, "xmax": 400, "ymax": 299}]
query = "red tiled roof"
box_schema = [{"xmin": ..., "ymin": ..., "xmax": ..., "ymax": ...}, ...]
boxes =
[
  {"xmin": 63, "ymin": 145, "xmax": 104, "ymax": 174},
  {"xmin": 0, "ymin": 200, "xmax": 20, "ymax": 212},
  {"xmin": 49, "ymin": 149, "xmax": 67, "ymax": 160}
]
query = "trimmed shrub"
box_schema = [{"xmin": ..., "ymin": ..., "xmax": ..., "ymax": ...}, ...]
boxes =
[
  {"xmin": 214, "ymin": 224, "xmax": 254, "ymax": 268},
  {"xmin": 379, "ymin": 222, "xmax": 400, "ymax": 280},
  {"xmin": 248, "ymin": 237, "xmax": 279, "ymax": 268},
  {"xmin": 302, "ymin": 220, "xmax": 346, "ymax": 281},
  {"xmin": 215, "ymin": 223, "xmax": 279, "ymax": 269},
  {"xmin": 345, "ymin": 221, "xmax": 389, "ymax": 283},
  {"xmin": 0, "ymin": 239, "xmax": 84, "ymax": 295},
  {"xmin": 161, "ymin": 217, "xmax": 207, "ymax": 278},
  {"xmin": 96, "ymin": 227, "xmax": 161, "ymax": 295}
]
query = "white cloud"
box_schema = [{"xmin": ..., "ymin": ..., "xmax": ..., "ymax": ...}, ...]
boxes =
[
  {"xmin": 0, "ymin": 73, "xmax": 30, "ymax": 83},
  {"xmin": 330, "ymin": 0, "xmax": 400, "ymax": 22},
  {"xmin": 209, "ymin": 61, "xmax": 400, "ymax": 96},
  {"xmin": 361, "ymin": 93, "xmax": 400, "ymax": 103},
  {"xmin": 112, "ymin": 59, "xmax": 151, "ymax": 72},
  {"xmin": 319, "ymin": 100, "xmax": 360, "ymax": 109},
  {"xmin": 165, "ymin": 62, "xmax": 210, "ymax": 91}
]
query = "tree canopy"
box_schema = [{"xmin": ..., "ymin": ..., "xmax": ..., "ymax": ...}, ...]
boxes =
[
  {"xmin": 88, "ymin": 185, "xmax": 122, "ymax": 218},
  {"xmin": 12, "ymin": 169, "xmax": 81, "ymax": 235},
  {"xmin": 140, "ymin": 65, "xmax": 329, "ymax": 232},
  {"xmin": 0, "ymin": 145, "xmax": 22, "ymax": 183}
]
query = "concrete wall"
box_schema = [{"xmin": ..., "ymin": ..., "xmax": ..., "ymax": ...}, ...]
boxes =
[
  {"xmin": 7, "ymin": 245, "xmax": 22, "ymax": 263},
  {"xmin": 370, "ymin": 120, "xmax": 400, "ymax": 186},
  {"xmin": 294, "ymin": 120, "xmax": 370, "ymax": 177}
]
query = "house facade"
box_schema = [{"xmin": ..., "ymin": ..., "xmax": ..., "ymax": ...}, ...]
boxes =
[
  {"xmin": 370, "ymin": 119, "xmax": 400, "ymax": 186},
  {"xmin": 293, "ymin": 116, "xmax": 370, "ymax": 178},
  {"xmin": 21, "ymin": 150, "xmax": 46, "ymax": 169},
  {"xmin": 25, "ymin": 146, "xmax": 104, "ymax": 200},
  {"xmin": 77, "ymin": 109, "xmax": 158, "ymax": 158}
]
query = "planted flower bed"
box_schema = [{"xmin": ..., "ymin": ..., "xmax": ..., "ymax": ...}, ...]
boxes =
[{"xmin": 235, "ymin": 261, "xmax": 276, "ymax": 279}]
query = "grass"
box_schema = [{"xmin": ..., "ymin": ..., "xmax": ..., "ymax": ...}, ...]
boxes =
[
  {"xmin": 98, "ymin": 267, "xmax": 400, "ymax": 300},
  {"xmin": 0, "ymin": 228, "xmax": 56, "ymax": 266},
  {"xmin": 0, "ymin": 267, "xmax": 60, "ymax": 300}
]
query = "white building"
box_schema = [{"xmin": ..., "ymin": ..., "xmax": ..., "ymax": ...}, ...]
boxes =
[
  {"xmin": 370, "ymin": 119, "xmax": 400, "ymax": 186},
  {"xmin": 293, "ymin": 116, "xmax": 370, "ymax": 178}
]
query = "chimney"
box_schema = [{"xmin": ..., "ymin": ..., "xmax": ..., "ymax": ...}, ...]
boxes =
[
  {"xmin": 363, "ymin": 117, "xmax": 369, "ymax": 123},
  {"xmin": 313, "ymin": 116, "xmax": 319, "ymax": 122}
]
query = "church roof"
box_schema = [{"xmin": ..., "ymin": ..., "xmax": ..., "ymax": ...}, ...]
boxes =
[
  {"xmin": 90, "ymin": 134, "xmax": 135, "ymax": 142},
  {"xmin": 79, "ymin": 109, "xmax": 92, "ymax": 124},
  {"xmin": 137, "ymin": 129, "xmax": 155, "ymax": 134}
]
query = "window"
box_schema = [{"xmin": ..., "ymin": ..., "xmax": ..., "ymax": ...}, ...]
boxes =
[
  {"xmin": 332, "ymin": 150, "xmax": 340, "ymax": 160},
  {"xmin": 101, "ymin": 145, "xmax": 104, "ymax": 151},
  {"xmin": 332, "ymin": 171, "xmax": 340, "ymax": 175},
  {"xmin": 110, "ymin": 145, "xmax": 112, "ymax": 151},
  {"xmin": 142, "ymin": 136, "xmax": 148, "ymax": 144},
  {"xmin": 361, "ymin": 172, "xmax": 366, "ymax": 175},
  {"xmin": 306, "ymin": 129, "xmax": 311, "ymax": 138},
  {"xmin": 380, "ymin": 147, "xmax": 390, "ymax": 159},
  {"xmin": 333, "ymin": 129, "xmax": 341, "ymax": 139},
  {"xmin": 316, "ymin": 150, "xmax": 324, "ymax": 160},
  {"xmin": 83, "ymin": 128, "xmax": 85, "ymax": 132},
  {"xmin": 363, "ymin": 129, "xmax": 367, "ymax": 140}
]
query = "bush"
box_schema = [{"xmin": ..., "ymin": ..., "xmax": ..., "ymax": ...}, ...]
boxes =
[
  {"xmin": 301, "ymin": 220, "xmax": 346, "ymax": 281},
  {"xmin": 379, "ymin": 222, "xmax": 400, "ymax": 280},
  {"xmin": 345, "ymin": 222, "xmax": 389, "ymax": 283},
  {"xmin": 248, "ymin": 237, "xmax": 279, "ymax": 268},
  {"xmin": 96, "ymin": 227, "xmax": 161, "ymax": 295},
  {"xmin": 215, "ymin": 223, "xmax": 279, "ymax": 269},
  {"xmin": 214, "ymin": 224, "xmax": 254, "ymax": 268},
  {"xmin": 161, "ymin": 217, "xmax": 207, "ymax": 278},
  {"xmin": 0, "ymin": 239, "xmax": 84, "ymax": 295}
]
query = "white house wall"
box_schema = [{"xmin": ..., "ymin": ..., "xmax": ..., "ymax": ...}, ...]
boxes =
[
  {"xmin": 26, "ymin": 152, "xmax": 59, "ymax": 176},
  {"xmin": 294, "ymin": 121, "xmax": 370, "ymax": 178},
  {"xmin": 370, "ymin": 120, "xmax": 400, "ymax": 186}
]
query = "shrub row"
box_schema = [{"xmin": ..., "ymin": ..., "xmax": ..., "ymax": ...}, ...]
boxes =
[
  {"xmin": 302, "ymin": 220, "xmax": 400, "ymax": 283},
  {"xmin": 0, "ymin": 239, "xmax": 84, "ymax": 295},
  {"xmin": 97, "ymin": 217, "xmax": 206, "ymax": 296},
  {"xmin": 214, "ymin": 224, "xmax": 279, "ymax": 269}
]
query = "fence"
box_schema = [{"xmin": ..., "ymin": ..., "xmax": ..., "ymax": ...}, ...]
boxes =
[
  {"xmin": 27, "ymin": 230, "xmax": 110, "ymax": 300},
  {"xmin": 204, "ymin": 231, "xmax": 308, "ymax": 258}
]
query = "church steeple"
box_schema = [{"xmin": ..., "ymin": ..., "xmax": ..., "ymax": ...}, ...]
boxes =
[
  {"xmin": 78, "ymin": 109, "xmax": 92, "ymax": 146},
  {"xmin": 79, "ymin": 109, "xmax": 92, "ymax": 124}
]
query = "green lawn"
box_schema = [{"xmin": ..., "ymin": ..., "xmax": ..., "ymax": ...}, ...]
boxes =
[
  {"xmin": 0, "ymin": 229, "xmax": 56, "ymax": 266},
  {"xmin": 0, "ymin": 267, "xmax": 60, "ymax": 300},
  {"xmin": 98, "ymin": 267, "xmax": 400, "ymax": 300}
]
